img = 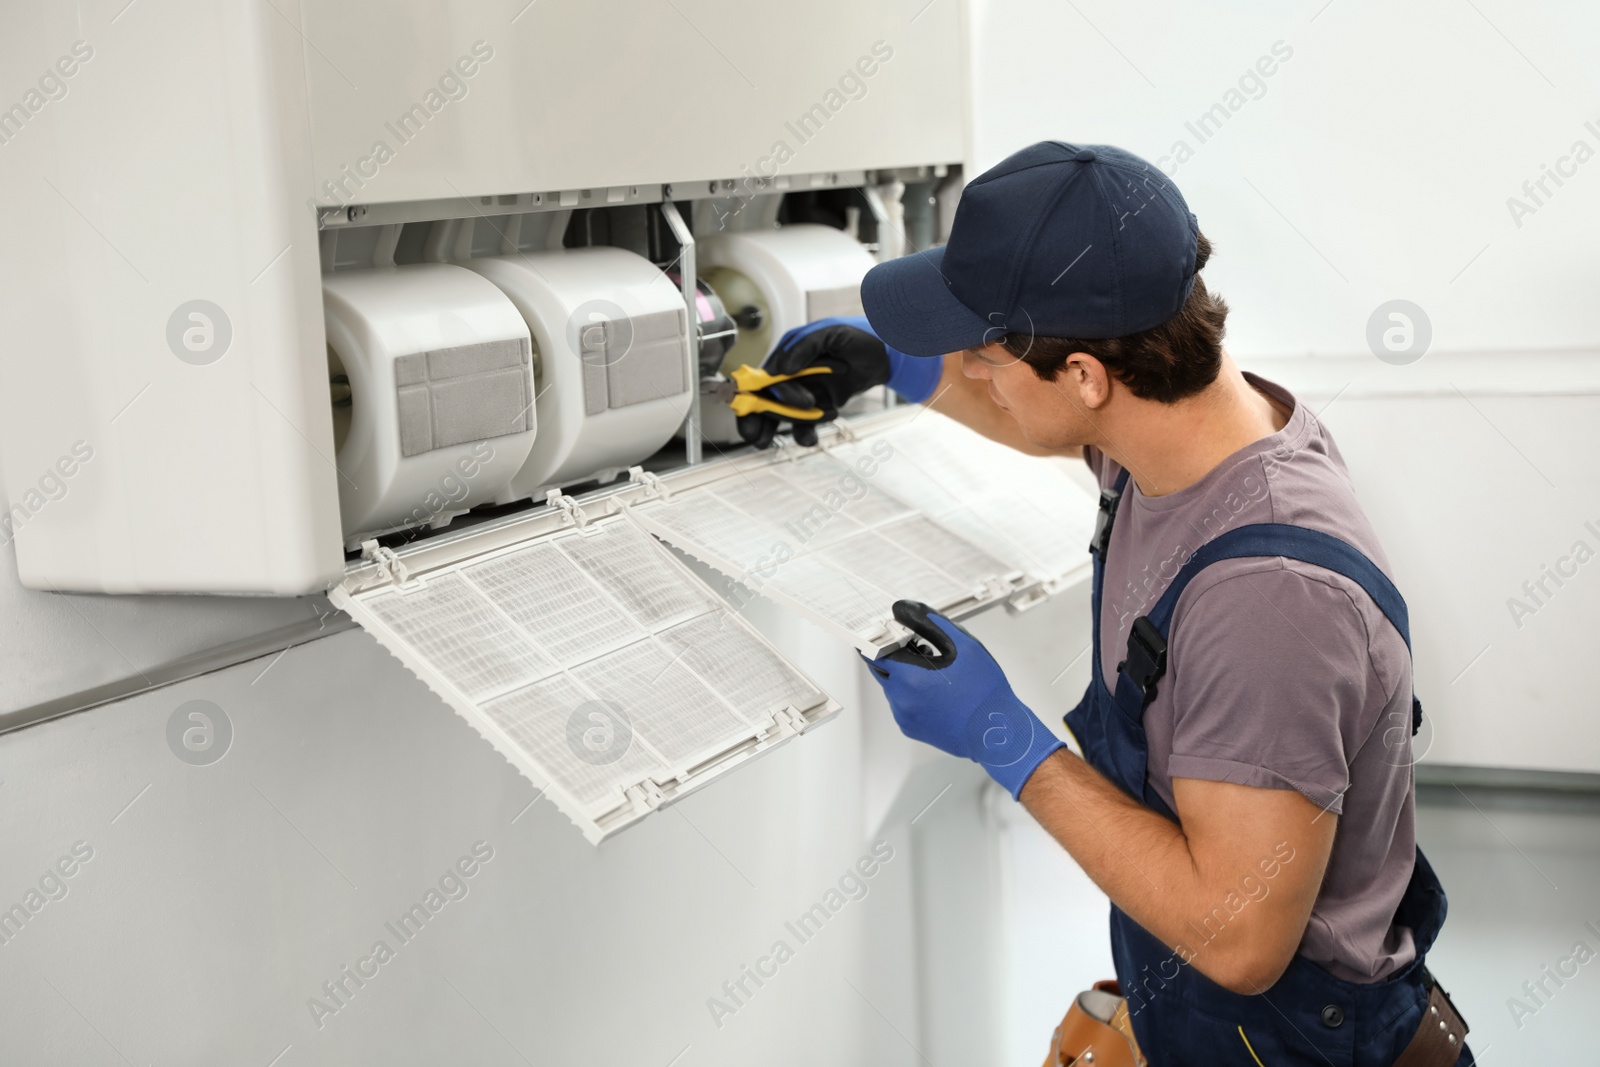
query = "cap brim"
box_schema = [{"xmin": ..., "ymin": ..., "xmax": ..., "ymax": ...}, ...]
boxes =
[{"xmin": 861, "ymin": 246, "xmax": 997, "ymax": 358}]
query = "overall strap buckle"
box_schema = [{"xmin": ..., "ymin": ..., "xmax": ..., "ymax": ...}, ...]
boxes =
[
  {"xmin": 1117, "ymin": 616, "xmax": 1168, "ymax": 705},
  {"xmin": 1091, "ymin": 485, "xmax": 1122, "ymax": 555}
]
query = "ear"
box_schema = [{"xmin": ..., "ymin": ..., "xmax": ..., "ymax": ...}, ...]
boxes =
[{"xmin": 1062, "ymin": 351, "xmax": 1113, "ymax": 410}]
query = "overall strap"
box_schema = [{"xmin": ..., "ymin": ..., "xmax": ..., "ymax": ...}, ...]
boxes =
[
  {"xmin": 1091, "ymin": 469, "xmax": 1131, "ymax": 558},
  {"xmin": 1086, "ymin": 469, "xmax": 1132, "ymax": 686},
  {"xmin": 1116, "ymin": 523, "xmax": 1418, "ymax": 724}
]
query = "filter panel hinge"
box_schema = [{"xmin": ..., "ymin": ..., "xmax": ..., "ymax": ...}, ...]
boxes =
[
  {"xmin": 624, "ymin": 778, "xmax": 666, "ymax": 813},
  {"xmin": 770, "ymin": 704, "xmax": 809, "ymax": 738},
  {"xmin": 545, "ymin": 488, "xmax": 592, "ymax": 528},
  {"xmin": 359, "ymin": 539, "xmax": 413, "ymax": 588},
  {"xmin": 627, "ymin": 466, "xmax": 673, "ymax": 502}
]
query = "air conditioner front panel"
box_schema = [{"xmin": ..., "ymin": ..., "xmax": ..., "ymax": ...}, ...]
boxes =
[
  {"xmin": 331, "ymin": 406, "xmax": 1099, "ymax": 842},
  {"xmin": 332, "ymin": 510, "xmax": 838, "ymax": 843}
]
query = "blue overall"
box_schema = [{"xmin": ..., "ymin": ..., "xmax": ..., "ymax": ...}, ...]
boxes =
[{"xmin": 1064, "ymin": 471, "xmax": 1472, "ymax": 1066}]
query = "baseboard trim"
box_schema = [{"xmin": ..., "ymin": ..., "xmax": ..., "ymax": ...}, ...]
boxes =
[
  {"xmin": 0, "ymin": 612, "xmax": 358, "ymax": 736},
  {"xmin": 1416, "ymin": 762, "xmax": 1600, "ymax": 793}
]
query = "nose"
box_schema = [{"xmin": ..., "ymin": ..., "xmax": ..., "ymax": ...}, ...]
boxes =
[{"xmin": 960, "ymin": 351, "xmax": 990, "ymax": 380}]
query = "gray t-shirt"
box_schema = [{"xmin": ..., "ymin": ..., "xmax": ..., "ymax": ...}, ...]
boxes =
[{"xmin": 1085, "ymin": 374, "xmax": 1417, "ymax": 983}]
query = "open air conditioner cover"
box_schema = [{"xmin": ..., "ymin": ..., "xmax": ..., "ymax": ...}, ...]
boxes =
[
  {"xmin": 629, "ymin": 408, "xmax": 1099, "ymax": 652},
  {"xmin": 333, "ymin": 515, "xmax": 837, "ymax": 843},
  {"xmin": 331, "ymin": 407, "xmax": 1099, "ymax": 843}
]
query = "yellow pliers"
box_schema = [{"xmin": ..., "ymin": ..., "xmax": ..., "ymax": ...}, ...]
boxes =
[{"xmin": 712, "ymin": 363, "xmax": 834, "ymax": 421}]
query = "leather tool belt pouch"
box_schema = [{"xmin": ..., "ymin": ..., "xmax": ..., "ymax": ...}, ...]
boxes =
[
  {"xmin": 1040, "ymin": 980, "xmax": 1146, "ymax": 1067},
  {"xmin": 1041, "ymin": 972, "xmax": 1468, "ymax": 1067}
]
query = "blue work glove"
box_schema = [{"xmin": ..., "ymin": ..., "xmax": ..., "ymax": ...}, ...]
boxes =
[
  {"xmin": 736, "ymin": 316, "xmax": 941, "ymax": 449},
  {"xmin": 864, "ymin": 600, "xmax": 1064, "ymax": 799}
]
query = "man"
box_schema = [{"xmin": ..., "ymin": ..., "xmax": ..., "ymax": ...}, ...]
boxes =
[{"xmin": 739, "ymin": 142, "xmax": 1471, "ymax": 1066}]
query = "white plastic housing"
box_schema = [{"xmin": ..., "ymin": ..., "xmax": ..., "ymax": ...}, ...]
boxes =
[
  {"xmin": 698, "ymin": 225, "xmax": 879, "ymax": 441},
  {"xmin": 699, "ymin": 225, "xmax": 879, "ymax": 342},
  {"xmin": 301, "ymin": 3, "xmax": 964, "ymax": 203},
  {"xmin": 460, "ymin": 248, "xmax": 692, "ymax": 501},
  {"xmin": 323, "ymin": 264, "xmax": 536, "ymax": 540},
  {"xmin": 0, "ymin": 5, "xmax": 345, "ymax": 594},
  {"xmin": 0, "ymin": 0, "xmax": 963, "ymax": 595}
]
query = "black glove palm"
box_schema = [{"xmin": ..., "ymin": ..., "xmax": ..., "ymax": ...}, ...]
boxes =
[{"xmin": 736, "ymin": 322, "xmax": 891, "ymax": 448}]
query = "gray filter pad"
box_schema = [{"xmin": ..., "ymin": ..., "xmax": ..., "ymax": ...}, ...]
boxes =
[{"xmin": 395, "ymin": 337, "xmax": 534, "ymax": 457}]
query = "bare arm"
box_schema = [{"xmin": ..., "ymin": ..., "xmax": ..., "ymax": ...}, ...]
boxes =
[
  {"xmin": 922, "ymin": 353, "xmax": 1080, "ymax": 459},
  {"xmin": 1019, "ymin": 750, "xmax": 1335, "ymax": 993}
]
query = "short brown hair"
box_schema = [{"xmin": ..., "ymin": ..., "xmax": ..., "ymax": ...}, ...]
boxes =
[{"xmin": 999, "ymin": 231, "xmax": 1228, "ymax": 403}]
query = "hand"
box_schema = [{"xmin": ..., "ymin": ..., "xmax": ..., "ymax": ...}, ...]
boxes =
[
  {"xmin": 736, "ymin": 317, "xmax": 891, "ymax": 448},
  {"xmin": 863, "ymin": 600, "xmax": 1064, "ymax": 799}
]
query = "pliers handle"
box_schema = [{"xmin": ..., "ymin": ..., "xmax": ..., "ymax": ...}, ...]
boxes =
[{"xmin": 717, "ymin": 363, "xmax": 833, "ymax": 421}]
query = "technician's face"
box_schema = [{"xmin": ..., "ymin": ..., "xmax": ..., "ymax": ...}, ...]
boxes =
[{"xmin": 960, "ymin": 343, "xmax": 1092, "ymax": 450}]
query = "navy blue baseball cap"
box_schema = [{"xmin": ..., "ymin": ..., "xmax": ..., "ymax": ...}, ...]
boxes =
[{"xmin": 862, "ymin": 141, "xmax": 1200, "ymax": 356}]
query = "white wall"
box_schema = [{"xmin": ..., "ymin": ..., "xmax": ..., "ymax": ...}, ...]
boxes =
[
  {"xmin": 967, "ymin": 0, "xmax": 1600, "ymax": 773},
  {"xmin": 969, "ymin": 0, "xmax": 1600, "ymax": 357},
  {"xmin": 0, "ymin": 605, "xmax": 944, "ymax": 1066},
  {"xmin": 1297, "ymin": 389, "xmax": 1600, "ymax": 773}
]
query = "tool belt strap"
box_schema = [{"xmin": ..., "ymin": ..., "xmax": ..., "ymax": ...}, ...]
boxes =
[{"xmin": 1393, "ymin": 978, "xmax": 1469, "ymax": 1067}]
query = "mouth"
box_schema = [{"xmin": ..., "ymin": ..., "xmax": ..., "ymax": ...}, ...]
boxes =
[{"xmin": 989, "ymin": 385, "xmax": 1008, "ymax": 412}]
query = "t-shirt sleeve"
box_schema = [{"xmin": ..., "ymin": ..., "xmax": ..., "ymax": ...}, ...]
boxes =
[{"xmin": 1166, "ymin": 564, "xmax": 1378, "ymax": 814}]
